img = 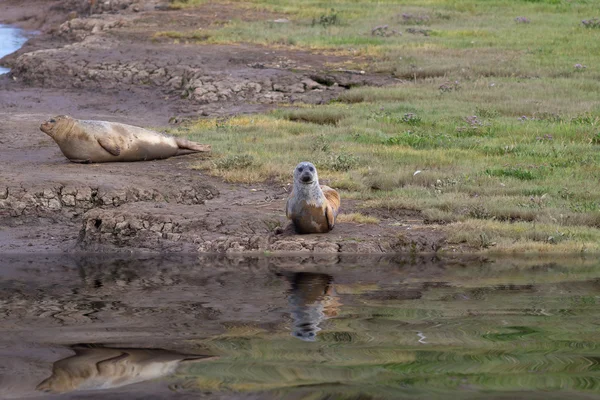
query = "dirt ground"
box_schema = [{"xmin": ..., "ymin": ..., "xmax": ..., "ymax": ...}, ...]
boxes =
[{"xmin": 0, "ymin": 0, "xmax": 451, "ymax": 254}]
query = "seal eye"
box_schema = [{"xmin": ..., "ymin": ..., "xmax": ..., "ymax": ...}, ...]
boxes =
[
  {"xmin": 49, "ymin": 119, "xmax": 56, "ymax": 123},
  {"xmin": 297, "ymin": 167, "xmax": 304, "ymax": 172},
  {"xmin": 309, "ymin": 166, "xmax": 314, "ymax": 172}
]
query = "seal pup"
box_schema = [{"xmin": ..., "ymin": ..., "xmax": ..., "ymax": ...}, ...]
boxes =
[
  {"xmin": 40, "ymin": 115, "xmax": 211, "ymax": 163},
  {"xmin": 285, "ymin": 272, "xmax": 341, "ymax": 342},
  {"xmin": 286, "ymin": 161, "xmax": 341, "ymax": 234},
  {"xmin": 36, "ymin": 345, "xmax": 218, "ymax": 393}
]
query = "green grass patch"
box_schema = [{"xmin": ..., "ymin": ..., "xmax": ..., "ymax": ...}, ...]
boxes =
[
  {"xmin": 485, "ymin": 167, "xmax": 538, "ymax": 181},
  {"xmin": 165, "ymin": 0, "xmax": 600, "ymax": 253}
]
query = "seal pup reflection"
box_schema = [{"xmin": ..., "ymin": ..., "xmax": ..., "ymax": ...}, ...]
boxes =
[
  {"xmin": 36, "ymin": 345, "xmax": 218, "ymax": 393},
  {"xmin": 285, "ymin": 272, "xmax": 341, "ymax": 341}
]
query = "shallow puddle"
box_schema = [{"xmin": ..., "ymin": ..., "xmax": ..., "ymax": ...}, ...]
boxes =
[
  {"xmin": 0, "ymin": 24, "xmax": 28, "ymax": 74},
  {"xmin": 1, "ymin": 254, "xmax": 599, "ymax": 399}
]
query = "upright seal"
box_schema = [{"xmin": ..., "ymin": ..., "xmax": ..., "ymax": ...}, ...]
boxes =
[
  {"xmin": 40, "ymin": 115, "xmax": 211, "ymax": 163},
  {"xmin": 286, "ymin": 161, "xmax": 341, "ymax": 234}
]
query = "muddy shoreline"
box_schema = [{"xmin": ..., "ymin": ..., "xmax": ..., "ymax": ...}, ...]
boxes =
[{"xmin": 0, "ymin": 0, "xmax": 451, "ymax": 254}]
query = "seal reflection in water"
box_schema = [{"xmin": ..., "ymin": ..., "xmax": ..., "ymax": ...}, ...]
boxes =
[
  {"xmin": 286, "ymin": 272, "xmax": 341, "ymax": 342},
  {"xmin": 36, "ymin": 345, "xmax": 218, "ymax": 394},
  {"xmin": 286, "ymin": 161, "xmax": 341, "ymax": 234},
  {"xmin": 40, "ymin": 115, "xmax": 211, "ymax": 163}
]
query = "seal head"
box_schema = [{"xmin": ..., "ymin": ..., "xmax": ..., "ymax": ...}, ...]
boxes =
[
  {"xmin": 40, "ymin": 115, "xmax": 74, "ymax": 137},
  {"xmin": 294, "ymin": 161, "xmax": 318, "ymax": 185}
]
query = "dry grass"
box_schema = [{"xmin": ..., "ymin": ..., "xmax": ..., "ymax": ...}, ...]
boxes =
[{"xmin": 337, "ymin": 213, "xmax": 380, "ymax": 224}]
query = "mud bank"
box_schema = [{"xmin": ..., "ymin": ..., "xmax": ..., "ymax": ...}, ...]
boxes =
[{"xmin": 1, "ymin": 0, "xmax": 395, "ymax": 115}]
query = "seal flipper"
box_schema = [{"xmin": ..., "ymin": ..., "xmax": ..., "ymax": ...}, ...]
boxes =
[
  {"xmin": 285, "ymin": 197, "xmax": 292, "ymax": 219},
  {"xmin": 321, "ymin": 186, "xmax": 340, "ymax": 215},
  {"xmin": 322, "ymin": 186, "xmax": 340, "ymax": 232},
  {"xmin": 325, "ymin": 206, "xmax": 335, "ymax": 231},
  {"xmin": 97, "ymin": 137, "xmax": 121, "ymax": 156},
  {"xmin": 174, "ymin": 137, "xmax": 211, "ymax": 153},
  {"xmin": 95, "ymin": 352, "xmax": 129, "ymax": 374}
]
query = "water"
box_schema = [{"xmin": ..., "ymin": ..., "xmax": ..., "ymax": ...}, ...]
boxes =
[
  {"xmin": 0, "ymin": 24, "xmax": 28, "ymax": 74},
  {"xmin": 1, "ymin": 254, "xmax": 600, "ymax": 400}
]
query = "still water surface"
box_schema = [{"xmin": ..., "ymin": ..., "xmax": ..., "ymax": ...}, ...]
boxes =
[
  {"xmin": 0, "ymin": 24, "xmax": 28, "ymax": 74},
  {"xmin": 1, "ymin": 254, "xmax": 599, "ymax": 399}
]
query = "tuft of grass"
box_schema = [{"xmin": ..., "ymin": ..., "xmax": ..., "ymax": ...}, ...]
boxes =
[
  {"xmin": 361, "ymin": 169, "xmax": 401, "ymax": 191},
  {"xmin": 485, "ymin": 167, "xmax": 537, "ymax": 181},
  {"xmin": 337, "ymin": 213, "xmax": 380, "ymax": 224},
  {"xmin": 325, "ymin": 152, "xmax": 359, "ymax": 172},
  {"xmin": 281, "ymin": 108, "xmax": 348, "ymax": 125},
  {"xmin": 312, "ymin": 8, "xmax": 340, "ymax": 28},
  {"xmin": 214, "ymin": 154, "xmax": 255, "ymax": 170},
  {"xmin": 154, "ymin": 31, "xmax": 211, "ymax": 42},
  {"xmin": 167, "ymin": 0, "xmax": 207, "ymax": 9}
]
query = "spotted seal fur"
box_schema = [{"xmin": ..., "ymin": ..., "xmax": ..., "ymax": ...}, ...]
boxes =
[
  {"xmin": 286, "ymin": 161, "xmax": 341, "ymax": 234},
  {"xmin": 40, "ymin": 115, "xmax": 210, "ymax": 163}
]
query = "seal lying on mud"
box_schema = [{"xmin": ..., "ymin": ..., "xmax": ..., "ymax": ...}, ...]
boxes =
[
  {"xmin": 40, "ymin": 115, "xmax": 211, "ymax": 163},
  {"xmin": 286, "ymin": 161, "xmax": 341, "ymax": 234},
  {"xmin": 36, "ymin": 345, "xmax": 218, "ymax": 393}
]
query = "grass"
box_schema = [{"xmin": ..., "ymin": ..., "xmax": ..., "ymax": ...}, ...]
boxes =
[
  {"xmin": 337, "ymin": 213, "xmax": 380, "ymax": 224},
  {"xmin": 165, "ymin": 0, "xmax": 600, "ymax": 253}
]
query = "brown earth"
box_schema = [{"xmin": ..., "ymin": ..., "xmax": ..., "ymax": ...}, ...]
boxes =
[{"xmin": 0, "ymin": 0, "xmax": 453, "ymax": 254}]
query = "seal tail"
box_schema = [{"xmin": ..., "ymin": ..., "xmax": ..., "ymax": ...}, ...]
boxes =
[{"xmin": 175, "ymin": 137, "xmax": 211, "ymax": 153}]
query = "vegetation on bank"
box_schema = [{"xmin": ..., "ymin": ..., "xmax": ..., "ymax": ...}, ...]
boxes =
[{"xmin": 165, "ymin": 0, "xmax": 600, "ymax": 253}]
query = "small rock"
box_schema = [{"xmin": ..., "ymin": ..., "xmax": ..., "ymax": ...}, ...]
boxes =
[
  {"xmin": 62, "ymin": 195, "xmax": 76, "ymax": 207},
  {"xmin": 47, "ymin": 198, "xmax": 62, "ymax": 210},
  {"xmin": 301, "ymin": 78, "xmax": 323, "ymax": 90},
  {"xmin": 272, "ymin": 83, "xmax": 287, "ymax": 92},
  {"xmin": 313, "ymin": 242, "xmax": 339, "ymax": 253},
  {"xmin": 271, "ymin": 240, "xmax": 308, "ymax": 252},
  {"xmin": 289, "ymin": 83, "xmax": 305, "ymax": 93},
  {"xmin": 115, "ymin": 221, "xmax": 129, "ymax": 230}
]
